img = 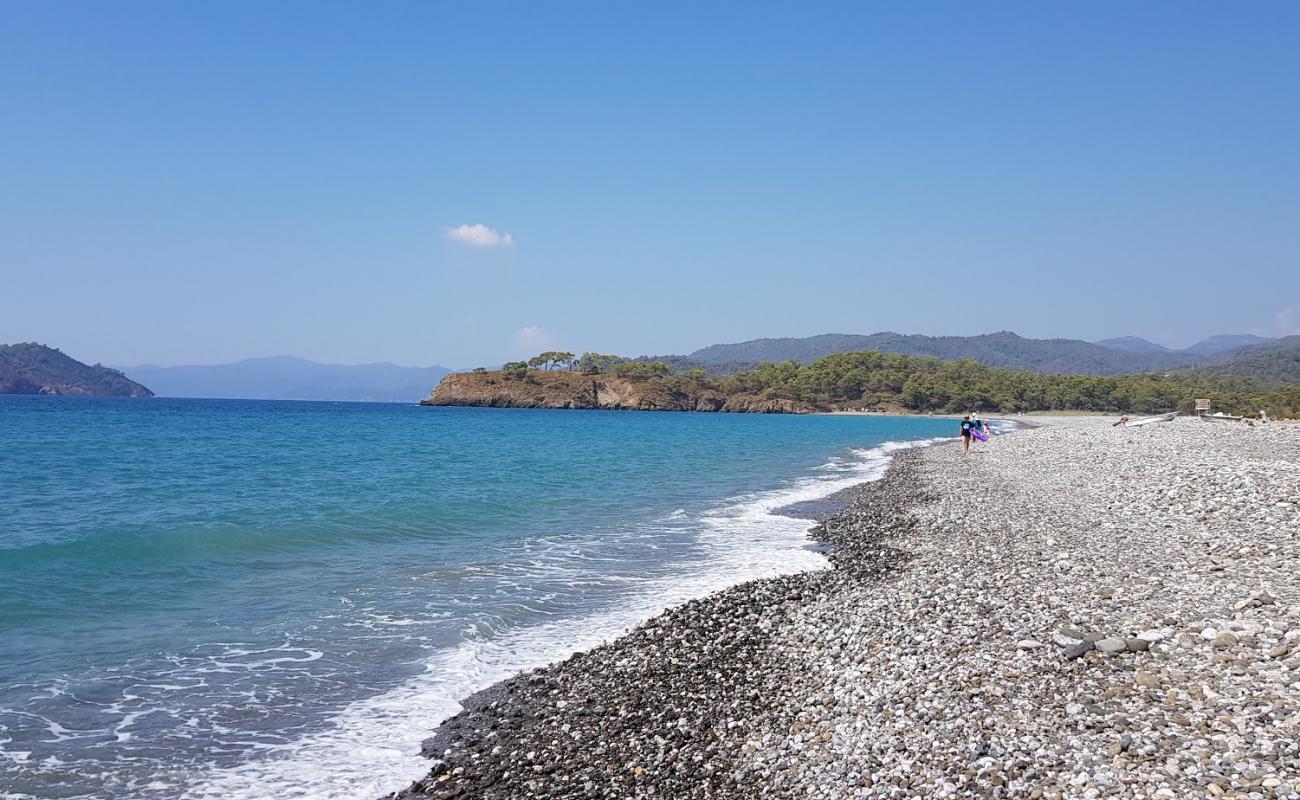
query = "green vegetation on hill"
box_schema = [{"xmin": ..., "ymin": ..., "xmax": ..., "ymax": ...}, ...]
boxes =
[
  {"xmin": 1186, "ymin": 337, "xmax": 1300, "ymax": 383},
  {"xmin": 717, "ymin": 351, "xmax": 1299, "ymax": 416},
  {"xmin": 686, "ymin": 331, "xmax": 1200, "ymax": 374},
  {"xmin": 1184, "ymin": 333, "xmax": 1276, "ymax": 356},
  {"xmin": 499, "ymin": 348, "xmax": 1300, "ymax": 417},
  {"xmin": 680, "ymin": 330, "xmax": 1296, "ymax": 379},
  {"xmin": 501, "ymin": 353, "xmax": 678, "ymax": 381}
]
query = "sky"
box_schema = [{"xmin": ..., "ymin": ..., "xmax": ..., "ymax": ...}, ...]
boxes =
[{"xmin": 2, "ymin": 3, "xmax": 1298, "ymax": 368}]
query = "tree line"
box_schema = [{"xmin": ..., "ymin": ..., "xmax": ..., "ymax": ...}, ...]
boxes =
[
  {"xmin": 497, "ymin": 352, "xmax": 675, "ymax": 379},
  {"xmin": 726, "ymin": 351, "xmax": 1300, "ymax": 416},
  {"xmin": 484, "ymin": 349, "xmax": 1300, "ymax": 417}
]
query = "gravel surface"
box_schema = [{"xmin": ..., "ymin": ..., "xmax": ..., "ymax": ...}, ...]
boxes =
[{"xmin": 389, "ymin": 417, "xmax": 1300, "ymax": 800}]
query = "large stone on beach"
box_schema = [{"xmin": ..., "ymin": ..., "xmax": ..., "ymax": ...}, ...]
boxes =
[
  {"xmin": 1137, "ymin": 628, "xmax": 1173, "ymax": 643},
  {"xmin": 1062, "ymin": 641, "xmax": 1095, "ymax": 660},
  {"xmin": 1213, "ymin": 631, "xmax": 1238, "ymax": 648},
  {"xmin": 1095, "ymin": 638, "xmax": 1127, "ymax": 654},
  {"xmin": 1053, "ymin": 632, "xmax": 1084, "ymax": 647},
  {"xmin": 1234, "ymin": 593, "xmax": 1277, "ymax": 610},
  {"xmin": 1134, "ymin": 671, "xmax": 1161, "ymax": 689}
]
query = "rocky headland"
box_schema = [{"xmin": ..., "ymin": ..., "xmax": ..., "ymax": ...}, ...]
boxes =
[
  {"xmin": 420, "ymin": 370, "xmax": 818, "ymax": 413},
  {"xmin": 389, "ymin": 417, "xmax": 1300, "ymax": 799},
  {"xmin": 0, "ymin": 342, "xmax": 154, "ymax": 397}
]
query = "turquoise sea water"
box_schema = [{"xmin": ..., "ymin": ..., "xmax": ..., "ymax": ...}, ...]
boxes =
[{"xmin": 0, "ymin": 397, "xmax": 955, "ymax": 799}]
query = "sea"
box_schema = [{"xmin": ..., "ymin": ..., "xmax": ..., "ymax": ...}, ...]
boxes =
[{"xmin": 0, "ymin": 396, "xmax": 956, "ymax": 799}]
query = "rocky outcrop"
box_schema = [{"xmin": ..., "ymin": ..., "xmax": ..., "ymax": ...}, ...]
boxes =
[
  {"xmin": 419, "ymin": 371, "xmax": 821, "ymax": 413},
  {"xmin": 0, "ymin": 343, "xmax": 154, "ymax": 397}
]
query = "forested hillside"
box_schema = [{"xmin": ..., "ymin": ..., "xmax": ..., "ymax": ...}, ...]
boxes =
[
  {"xmin": 430, "ymin": 348, "xmax": 1300, "ymax": 417},
  {"xmin": 686, "ymin": 331, "xmax": 1198, "ymax": 374},
  {"xmin": 1187, "ymin": 337, "xmax": 1300, "ymax": 383},
  {"xmin": 715, "ymin": 351, "xmax": 1299, "ymax": 416},
  {"xmin": 1184, "ymin": 334, "xmax": 1276, "ymax": 355},
  {"xmin": 671, "ymin": 330, "xmax": 1299, "ymax": 382},
  {"xmin": 0, "ymin": 343, "xmax": 154, "ymax": 397}
]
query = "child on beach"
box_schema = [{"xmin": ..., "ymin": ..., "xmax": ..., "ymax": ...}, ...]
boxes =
[{"xmin": 960, "ymin": 415, "xmax": 974, "ymax": 453}]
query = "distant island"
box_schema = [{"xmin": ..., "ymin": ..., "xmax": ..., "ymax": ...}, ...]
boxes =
[
  {"xmin": 120, "ymin": 356, "xmax": 451, "ymax": 402},
  {"xmin": 0, "ymin": 343, "xmax": 154, "ymax": 397},
  {"xmin": 423, "ymin": 347, "xmax": 1300, "ymax": 417}
]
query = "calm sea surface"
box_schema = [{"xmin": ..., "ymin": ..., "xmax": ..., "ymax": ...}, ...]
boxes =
[{"xmin": 0, "ymin": 397, "xmax": 954, "ymax": 799}]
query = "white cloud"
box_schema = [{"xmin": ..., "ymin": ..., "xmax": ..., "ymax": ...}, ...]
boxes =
[
  {"xmin": 446, "ymin": 223, "xmax": 513, "ymax": 248},
  {"xmin": 1272, "ymin": 305, "xmax": 1300, "ymax": 336},
  {"xmin": 512, "ymin": 325, "xmax": 559, "ymax": 356}
]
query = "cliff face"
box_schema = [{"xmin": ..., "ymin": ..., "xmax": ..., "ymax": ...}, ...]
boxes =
[
  {"xmin": 420, "ymin": 371, "xmax": 819, "ymax": 413},
  {"xmin": 0, "ymin": 343, "xmax": 154, "ymax": 397}
]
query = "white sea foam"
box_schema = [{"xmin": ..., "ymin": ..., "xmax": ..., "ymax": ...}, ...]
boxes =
[{"xmin": 182, "ymin": 437, "xmax": 940, "ymax": 800}]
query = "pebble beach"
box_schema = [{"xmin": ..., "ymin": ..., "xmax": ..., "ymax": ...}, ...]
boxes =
[{"xmin": 391, "ymin": 416, "xmax": 1300, "ymax": 800}]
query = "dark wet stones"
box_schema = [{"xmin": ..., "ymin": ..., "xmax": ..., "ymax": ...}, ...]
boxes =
[{"xmin": 384, "ymin": 456, "xmax": 930, "ymax": 800}]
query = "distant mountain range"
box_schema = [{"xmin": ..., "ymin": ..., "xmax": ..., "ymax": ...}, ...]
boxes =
[
  {"xmin": 1, "ymin": 343, "xmax": 153, "ymax": 397},
  {"xmin": 122, "ymin": 356, "xmax": 450, "ymax": 402},
  {"xmin": 1091, "ymin": 336, "xmax": 1171, "ymax": 354},
  {"xmin": 678, "ymin": 331, "xmax": 1288, "ymax": 377},
  {"xmin": 9, "ymin": 330, "xmax": 1293, "ymax": 403},
  {"xmin": 1185, "ymin": 336, "xmax": 1300, "ymax": 383},
  {"xmin": 1179, "ymin": 334, "xmax": 1276, "ymax": 356}
]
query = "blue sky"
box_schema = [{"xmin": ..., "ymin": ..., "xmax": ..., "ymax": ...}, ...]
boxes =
[{"xmin": 2, "ymin": 3, "xmax": 1298, "ymax": 367}]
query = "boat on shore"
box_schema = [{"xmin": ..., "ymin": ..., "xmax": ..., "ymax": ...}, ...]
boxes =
[
  {"xmin": 1119, "ymin": 412, "xmax": 1177, "ymax": 427},
  {"xmin": 1199, "ymin": 412, "xmax": 1244, "ymax": 422}
]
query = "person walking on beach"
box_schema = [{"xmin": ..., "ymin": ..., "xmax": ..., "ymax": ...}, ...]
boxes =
[{"xmin": 960, "ymin": 415, "xmax": 974, "ymax": 453}]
